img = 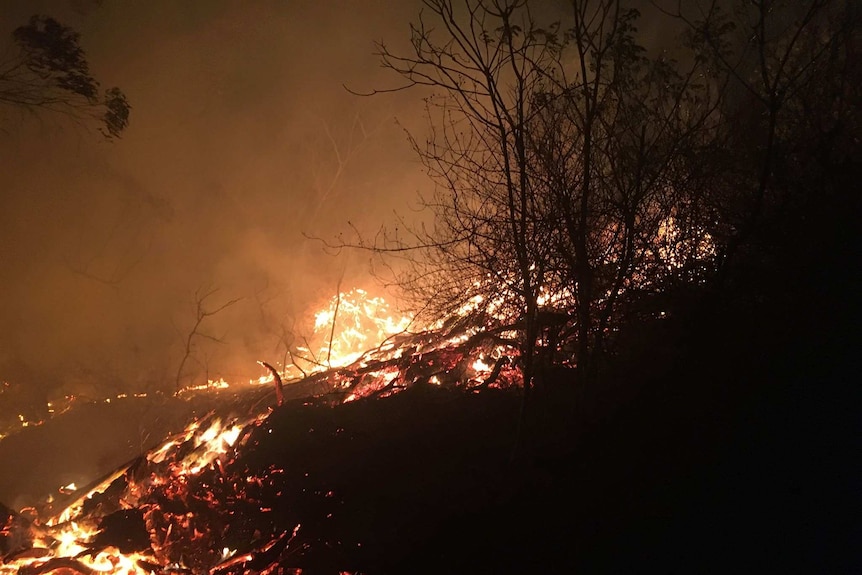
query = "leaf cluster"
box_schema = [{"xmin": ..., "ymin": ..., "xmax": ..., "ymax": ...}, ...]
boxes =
[{"xmin": 0, "ymin": 15, "xmax": 130, "ymax": 138}]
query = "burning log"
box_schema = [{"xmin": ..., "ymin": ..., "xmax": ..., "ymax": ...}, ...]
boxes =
[
  {"xmin": 17, "ymin": 557, "xmax": 94, "ymax": 575},
  {"xmin": 257, "ymin": 362, "xmax": 283, "ymax": 407},
  {"xmin": 0, "ymin": 502, "xmax": 19, "ymax": 556},
  {"xmin": 206, "ymin": 551, "xmax": 253, "ymax": 574},
  {"xmin": 477, "ymin": 356, "xmax": 511, "ymax": 390},
  {"xmin": 4, "ymin": 548, "xmax": 51, "ymax": 563}
]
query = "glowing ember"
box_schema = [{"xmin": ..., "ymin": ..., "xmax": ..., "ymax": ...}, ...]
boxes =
[{"xmin": 471, "ymin": 358, "xmax": 491, "ymax": 373}]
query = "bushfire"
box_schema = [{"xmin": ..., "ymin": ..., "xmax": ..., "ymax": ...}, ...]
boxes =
[{"xmin": 0, "ymin": 291, "xmax": 520, "ymax": 575}]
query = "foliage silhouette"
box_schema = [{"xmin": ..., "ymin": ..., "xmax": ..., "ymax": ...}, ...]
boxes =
[{"xmin": 0, "ymin": 15, "xmax": 129, "ymax": 138}]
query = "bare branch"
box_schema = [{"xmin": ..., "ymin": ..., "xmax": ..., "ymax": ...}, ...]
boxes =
[{"xmin": 174, "ymin": 287, "xmax": 243, "ymax": 394}]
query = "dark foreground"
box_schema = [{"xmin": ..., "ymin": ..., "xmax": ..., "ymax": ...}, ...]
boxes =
[
  {"xmin": 244, "ymin": 282, "xmax": 858, "ymax": 573},
  {"xmin": 1, "ymin": 276, "xmax": 859, "ymax": 574},
  {"xmin": 246, "ymin": 336, "xmax": 856, "ymax": 573}
]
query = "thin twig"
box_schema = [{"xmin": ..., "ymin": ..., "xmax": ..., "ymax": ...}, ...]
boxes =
[{"xmin": 326, "ymin": 273, "xmax": 344, "ymax": 367}]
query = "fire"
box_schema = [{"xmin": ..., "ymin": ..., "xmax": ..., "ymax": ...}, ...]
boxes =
[
  {"xmin": 166, "ymin": 289, "xmax": 414, "ymax": 396},
  {"xmin": 147, "ymin": 413, "xmax": 261, "ymax": 477},
  {"xmin": 1, "ymin": 286, "xmax": 525, "ymax": 575},
  {"xmin": 1, "ymin": 517, "xmax": 152, "ymax": 575},
  {"xmin": 294, "ymin": 288, "xmax": 411, "ymax": 372},
  {"xmin": 2, "ymin": 406, "xmax": 279, "ymax": 575}
]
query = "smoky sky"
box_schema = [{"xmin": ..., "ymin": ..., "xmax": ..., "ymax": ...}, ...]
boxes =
[
  {"xmin": 0, "ymin": 0, "xmax": 673, "ymax": 399},
  {"xmin": 0, "ymin": 0, "xmax": 437, "ymax": 398}
]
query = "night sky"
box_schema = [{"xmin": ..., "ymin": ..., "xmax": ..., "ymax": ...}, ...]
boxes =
[{"xmin": 1, "ymin": 1, "xmax": 434, "ymax": 397}]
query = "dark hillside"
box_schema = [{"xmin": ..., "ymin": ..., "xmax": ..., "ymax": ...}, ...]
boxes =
[
  {"xmin": 224, "ymin": 276, "xmax": 858, "ymax": 573},
  {"xmin": 1, "ymin": 190, "xmax": 858, "ymax": 573}
]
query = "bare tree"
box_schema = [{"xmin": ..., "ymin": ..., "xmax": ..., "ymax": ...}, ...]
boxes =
[
  {"xmin": 305, "ymin": 111, "xmax": 375, "ymax": 223},
  {"xmin": 347, "ymin": 0, "xmax": 567, "ymax": 429},
  {"xmin": 663, "ymin": 0, "xmax": 852, "ymax": 279},
  {"xmin": 346, "ymin": 0, "xmax": 721, "ymax": 387},
  {"xmin": 524, "ymin": 1, "xmax": 723, "ymax": 380},
  {"xmin": 174, "ymin": 287, "xmax": 241, "ymax": 394}
]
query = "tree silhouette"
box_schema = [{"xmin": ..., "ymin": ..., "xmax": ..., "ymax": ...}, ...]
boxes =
[
  {"xmin": 665, "ymin": 0, "xmax": 858, "ymax": 281},
  {"xmin": 342, "ymin": 1, "xmax": 719, "ymax": 383},
  {"xmin": 0, "ymin": 15, "xmax": 130, "ymax": 138},
  {"xmin": 331, "ymin": 1, "xmax": 859, "ymax": 444},
  {"xmin": 342, "ymin": 0, "xmax": 566, "ymax": 451},
  {"xmin": 522, "ymin": 2, "xmax": 722, "ymax": 380}
]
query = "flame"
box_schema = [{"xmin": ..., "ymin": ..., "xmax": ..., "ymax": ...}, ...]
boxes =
[
  {"xmin": 2, "ymin": 519, "xmax": 154, "ymax": 575},
  {"xmin": 307, "ymin": 288, "xmax": 411, "ymax": 369},
  {"xmin": 175, "ymin": 418, "xmax": 243, "ymax": 476},
  {"xmin": 0, "ymin": 216, "xmax": 722, "ymax": 570},
  {"xmin": 146, "ymin": 413, "xmax": 258, "ymax": 478}
]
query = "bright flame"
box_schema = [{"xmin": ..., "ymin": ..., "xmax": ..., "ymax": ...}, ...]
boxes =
[
  {"xmin": 307, "ymin": 289, "xmax": 411, "ymax": 369},
  {"xmin": 2, "ymin": 520, "xmax": 155, "ymax": 575},
  {"xmin": 146, "ymin": 416, "xmax": 247, "ymax": 476}
]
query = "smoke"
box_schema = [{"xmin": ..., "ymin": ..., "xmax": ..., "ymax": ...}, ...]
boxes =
[
  {"xmin": 0, "ymin": 0, "xmax": 684, "ymax": 509},
  {"xmin": 0, "ymin": 0, "xmax": 673, "ymax": 400},
  {"xmin": 0, "ymin": 0, "xmax": 430, "ymax": 398}
]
